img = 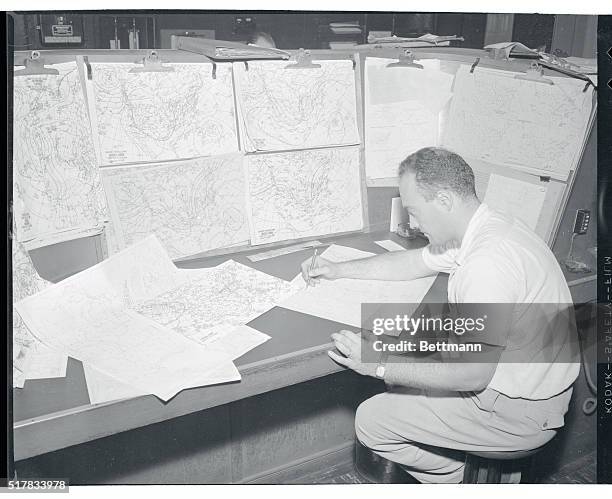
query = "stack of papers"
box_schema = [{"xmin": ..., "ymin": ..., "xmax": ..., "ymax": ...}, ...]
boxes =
[
  {"xmin": 366, "ymin": 33, "xmax": 463, "ymax": 46},
  {"xmin": 15, "ymin": 237, "xmax": 438, "ymax": 402},
  {"xmin": 330, "ymin": 22, "xmax": 362, "ymax": 35},
  {"xmin": 15, "ymin": 236, "xmax": 295, "ymax": 403}
]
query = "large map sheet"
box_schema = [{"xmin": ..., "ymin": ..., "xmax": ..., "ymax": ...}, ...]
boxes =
[
  {"xmin": 234, "ymin": 59, "xmax": 360, "ymax": 152},
  {"xmin": 442, "ymin": 65, "xmax": 595, "ymax": 180},
  {"xmin": 13, "ymin": 62, "xmax": 108, "ymax": 247},
  {"xmin": 15, "ymin": 236, "xmax": 239, "ymax": 401},
  {"xmin": 245, "ymin": 147, "xmax": 364, "ymax": 245},
  {"xmin": 87, "ymin": 63, "xmax": 238, "ymax": 165},
  {"xmin": 102, "ymin": 154, "xmax": 249, "ymax": 259},
  {"xmin": 136, "ymin": 260, "xmax": 295, "ymax": 347}
]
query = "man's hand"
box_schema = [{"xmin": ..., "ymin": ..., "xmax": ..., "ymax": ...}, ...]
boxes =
[
  {"xmin": 300, "ymin": 256, "xmax": 339, "ymax": 286},
  {"xmin": 328, "ymin": 330, "xmax": 377, "ymax": 377}
]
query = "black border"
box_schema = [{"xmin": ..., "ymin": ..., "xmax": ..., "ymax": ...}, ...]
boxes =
[
  {"xmin": 3, "ymin": 11, "xmax": 12, "ymax": 488},
  {"xmin": 597, "ymin": 14, "xmax": 612, "ymax": 485}
]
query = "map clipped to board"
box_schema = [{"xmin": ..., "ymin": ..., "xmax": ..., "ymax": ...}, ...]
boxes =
[
  {"xmin": 234, "ymin": 59, "xmax": 360, "ymax": 152},
  {"xmin": 87, "ymin": 63, "xmax": 238, "ymax": 165},
  {"xmin": 102, "ymin": 153, "xmax": 249, "ymax": 259},
  {"xmin": 364, "ymin": 57, "xmax": 454, "ymax": 180},
  {"xmin": 442, "ymin": 65, "xmax": 594, "ymax": 180},
  {"xmin": 13, "ymin": 62, "xmax": 108, "ymax": 247},
  {"xmin": 245, "ymin": 147, "xmax": 364, "ymax": 245}
]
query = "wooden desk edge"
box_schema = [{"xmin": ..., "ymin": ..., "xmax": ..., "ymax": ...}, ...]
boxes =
[{"xmin": 13, "ymin": 342, "xmax": 340, "ymax": 461}]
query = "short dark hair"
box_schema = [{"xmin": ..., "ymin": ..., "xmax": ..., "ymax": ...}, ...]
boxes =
[{"xmin": 398, "ymin": 147, "xmax": 477, "ymax": 201}]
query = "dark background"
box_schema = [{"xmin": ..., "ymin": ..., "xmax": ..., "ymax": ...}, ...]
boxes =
[{"xmin": 9, "ymin": 10, "xmax": 557, "ymax": 52}]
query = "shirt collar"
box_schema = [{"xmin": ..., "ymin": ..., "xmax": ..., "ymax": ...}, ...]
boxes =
[{"xmin": 455, "ymin": 203, "xmax": 489, "ymax": 266}]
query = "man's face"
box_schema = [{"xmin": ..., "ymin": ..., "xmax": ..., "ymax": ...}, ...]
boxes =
[{"xmin": 398, "ymin": 172, "xmax": 454, "ymax": 247}]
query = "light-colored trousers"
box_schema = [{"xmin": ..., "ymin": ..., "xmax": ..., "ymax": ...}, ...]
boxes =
[{"xmin": 355, "ymin": 386, "xmax": 573, "ymax": 483}]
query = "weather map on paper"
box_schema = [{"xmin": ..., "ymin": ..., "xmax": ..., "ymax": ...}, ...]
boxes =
[
  {"xmin": 245, "ymin": 147, "xmax": 364, "ymax": 245},
  {"xmin": 12, "ymin": 62, "xmax": 108, "ymax": 246},
  {"xmin": 87, "ymin": 63, "xmax": 238, "ymax": 165},
  {"xmin": 12, "ymin": 240, "xmax": 67, "ymax": 387},
  {"xmin": 234, "ymin": 59, "xmax": 360, "ymax": 151},
  {"xmin": 102, "ymin": 154, "xmax": 249, "ymax": 259},
  {"xmin": 135, "ymin": 260, "xmax": 296, "ymax": 346},
  {"xmin": 442, "ymin": 65, "xmax": 594, "ymax": 180}
]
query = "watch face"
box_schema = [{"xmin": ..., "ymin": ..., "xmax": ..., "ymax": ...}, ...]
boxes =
[{"xmin": 376, "ymin": 365, "xmax": 385, "ymax": 378}]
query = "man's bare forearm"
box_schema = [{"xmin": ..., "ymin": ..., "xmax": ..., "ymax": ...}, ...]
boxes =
[
  {"xmin": 383, "ymin": 360, "xmax": 496, "ymax": 392},
  {"xmin": 334, "ymin": 248, "xmax": 436, "ymax": 281}
]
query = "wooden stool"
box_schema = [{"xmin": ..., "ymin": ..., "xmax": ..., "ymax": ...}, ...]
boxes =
[
  {"xmin": 354, "ymin": 440, "xmax": 418, "ymax": 484},
  {"xmin": 356, "ymin": 439, "xmax": 543, "ymax": 484},
  {"xmin": 463, "ymin": 448, "xmax": 541, "ymax": 484}
]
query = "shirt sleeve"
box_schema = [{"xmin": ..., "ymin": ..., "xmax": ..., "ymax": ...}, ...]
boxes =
[{"xmin": 421, "ymin": 245, "xmax": 459, "ymax": 273}]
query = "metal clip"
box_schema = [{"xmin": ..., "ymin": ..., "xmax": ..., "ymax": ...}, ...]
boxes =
[
  {"xmin": 14, "ymin": 51, "xmax": 59, "ymax": 77},
  {"xmin": 470, "ymin": 57, "xmax": 480, "ymax": 74},
  {"xmin": 385, "ymin": 50, "xmax": 423, "ymax": 69},
  {"xmin": 285, "ymin": 48, "xmax": 321, "ymax": 69},
  {"xmin": 83, "ymin": 56, "xmax": 92, "ymax": 80},
  {"xmin": 129, "ymin": 51, "xmax": 174, "ymax": 73}
]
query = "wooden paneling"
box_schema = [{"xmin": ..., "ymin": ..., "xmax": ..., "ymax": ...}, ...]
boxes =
[{"xmin": 15, "ymin": 372, "xmax": 384, "ymax": 484}]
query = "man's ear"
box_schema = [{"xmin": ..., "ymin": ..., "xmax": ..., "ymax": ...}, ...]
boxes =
[{"xmin": 434, "ymin": 190, "xmax": 453, "ymax": 211}]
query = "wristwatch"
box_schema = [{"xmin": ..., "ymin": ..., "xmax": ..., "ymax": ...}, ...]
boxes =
[{"xmin": 375, "ymin": 352, "xmax": 388, "ymax": 379}]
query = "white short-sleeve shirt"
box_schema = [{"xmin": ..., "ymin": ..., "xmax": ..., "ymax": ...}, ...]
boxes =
[{"xmin": 422, "ymin": 203, "xmax": 579, "ymax": 400}]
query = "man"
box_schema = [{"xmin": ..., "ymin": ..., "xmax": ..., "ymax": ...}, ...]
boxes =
[{"xmin": 301, "ymin": 147, "xmax": 579, "ymax": 483}]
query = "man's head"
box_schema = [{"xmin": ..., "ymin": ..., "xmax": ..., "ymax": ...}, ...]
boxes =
[{"xmin": 398, "ymin": 147, "xmax": 479, "ymax": 247}]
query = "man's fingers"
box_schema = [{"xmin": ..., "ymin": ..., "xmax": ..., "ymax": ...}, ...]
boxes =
[
  {"xmin": 328, "ymin": 350, "xmax": 354, "ymax": 368},
  {"xmin": 332, "ymin": 335, "xmax": 353, "ymax": 357},
  {"xmin": 308, "ymin": 265, "xmax": 329, "ymax": 278}
]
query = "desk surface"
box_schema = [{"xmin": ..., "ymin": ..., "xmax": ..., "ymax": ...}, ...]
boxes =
[{"xmin": 13, "ymin": 231, "xmax": 447, "ymax": 461}]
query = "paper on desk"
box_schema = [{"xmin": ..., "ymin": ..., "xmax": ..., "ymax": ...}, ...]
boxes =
[
  {"xmin": 12, "ymin": 239, "xmax": 68, "ymax": 383},
  {"xmin": 83, "ymin": 325, "xmax": 269, "ymax": 404},
  {"xmin": 135, "ymin": 260, "xmax": 293, "ymax": 347},
  {"xmin": 15, "ymin": 236, "xmax": 239, "ymax": 401},
  {"xmin": 483, "ymin": 174, "xmax": 547, "ymax": 230},
  {"xmin": 374, "ymin": 240, "xmax": 406, "ymax": 252},
  {"xmin": 364, "ymin": 58, "xmax": 454, "ymax": 179},
  {"xmin": 17, "ymin": 289, "xmax": 239, "ymax": 402},
  {"xmin": 279, "ymin": 245, "xmax": 436, "ymax": 328},
  {"xmin": 13, "ymin": 366, "xmax": 25, "ymax": 389}
]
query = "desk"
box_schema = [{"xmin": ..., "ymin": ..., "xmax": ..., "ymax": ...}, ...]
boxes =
[
  {"xmin": 13, "ymin": 232, "xmax": 442, "ymax": 481},
  {"xmin": 12, "ymin": 231, "xmax": 595, "ymax": 483}
]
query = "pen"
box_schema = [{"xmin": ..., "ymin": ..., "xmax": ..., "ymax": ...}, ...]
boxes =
[{"xmin": 308, "ymin": 248, "xmax": 318, "ymax": 286}]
